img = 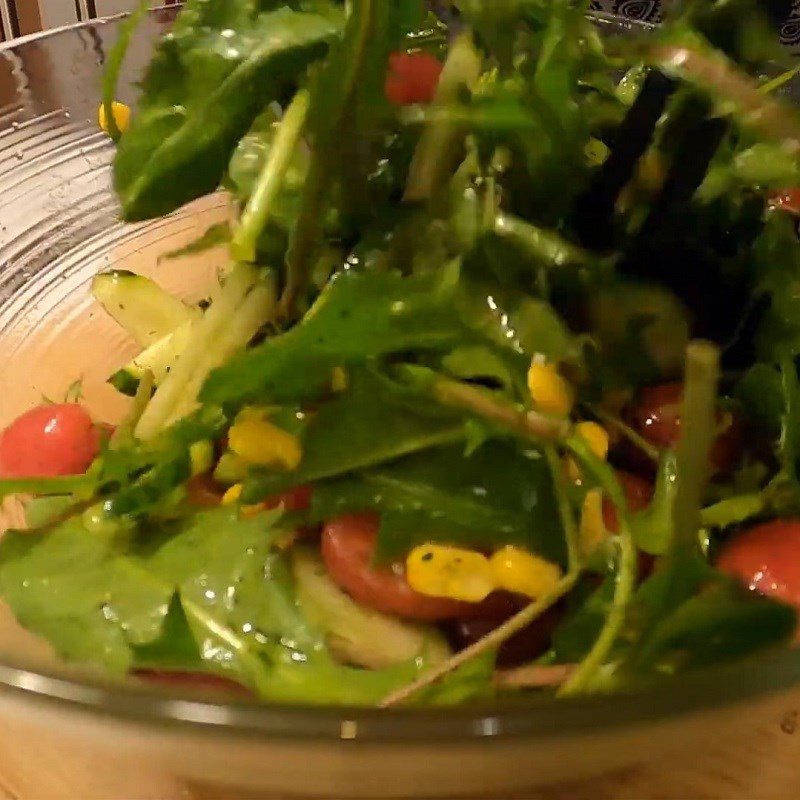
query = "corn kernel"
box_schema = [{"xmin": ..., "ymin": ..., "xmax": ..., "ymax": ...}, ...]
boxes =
[
  {"xmin": 331, "ymin": 366, "xmax": 348, "ymax": 392},
  {"xmin": 221, "ymin": 484, "xmax": 243, "ymax": 505},
  {"xmin": 228, "ymin": 417, "xmax": 302, "ymax": 471},
  {"xmin": 98, "ymin": 101, "xmax": 131, "ymax": 134},
  {"xmin": 576, "ymin": 421, "xmax": 610, "ymax": 461},
  {"xmin": 189, "ymin": 440, "xmax": 214, "ymax": 477},
  {"xmin": 406, "ymin": 545, "xmax": 494, "ymax": 603},
  {"xmin": 567, "ymin": 421, "xmax": 611, "ymax": 482},
  {"xmin": 527, "ymin": 361, "xmax": 574, "ymax": 417},
  {"xmin": 579, "ymin": 488, "xmax": 607, "ymax": 556},
  {"xmin": 489, "ymin": 546, "xmax": 562, "ymax": 599},
  {"xmin": 241, "ymin": 502, "xmax": 266, "ymax": 518}
]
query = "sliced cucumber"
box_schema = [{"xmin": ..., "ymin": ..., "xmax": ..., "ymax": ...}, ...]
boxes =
[
  {"xmin": 134, "ymin": 264, "xmax": 277, "ymax": 440},
  {"xmin": 292, "ymin": 547, "xmax": 451, "ymax": 670},
  {"xmin": 92, "ymin": 270, "xmax": 199, "ymax": 348},
  {"xmin": 109, "ymin": 320, "xmax": 194, "ymax": 397}
]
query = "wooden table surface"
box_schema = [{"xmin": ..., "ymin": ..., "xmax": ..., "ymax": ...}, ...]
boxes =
[{"xmin": 0, "ymin": 705, "xmax": 796, "ymax": 799}]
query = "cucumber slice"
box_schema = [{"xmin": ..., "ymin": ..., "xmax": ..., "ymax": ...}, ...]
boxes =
[
  {"xmin": 135, "ymin": 264, "xmax": 277, "ymax": 439},
  {"xmin": 92, "ymin": 270, "xmax": 199, "ymax": 348},
  {"xmin": 292, "ymin": 547, "xmax": 451, "ymax": 670},
  {"xmin": 108, "ymin": 320, "xmax": 194, "ymax": 396}
]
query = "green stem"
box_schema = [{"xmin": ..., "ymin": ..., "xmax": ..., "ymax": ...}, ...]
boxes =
[
  {"xmin": 404, "ymin": 31, "xmax": 482, "ymax": 202},
  {"xmin": 558, "ymin": 435, "xmax": 638, "ymax": 697},
  {"xmin": 648, "ymin": 41, "xmax": 800, "ymax": 153},
  {"xmin": 232, "ymin": 90, "xmax": 310, "ymax": 263},
  {"xmin": 111, "ymin": 369, "xmax": 154, "ymax": 449},
  {"xmin": 280, "ymin": 0, "xmax": 378, "ymax": 317},
  {"xmin": 669, "ymin": 341, "xmax": 720, "ymax": 556},
  {"xmin": 544, "ymin": 444, "xmax": 581, "ymax": 573},
  {"xmin": 493, "ymin": 213, "xmax": 601, "ymax": 272},
  {"xmin": 425, "ymin": 373, "xmax": 571, "ymax": 442},
  {"xmin": 759, "ymin": 64, "xmax": 800, "ymax": 96},
  {"xmin": 101, "ymin": 0, "xmax": 148, "ymax": 142}
]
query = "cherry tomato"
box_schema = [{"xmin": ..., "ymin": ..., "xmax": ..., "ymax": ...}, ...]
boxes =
[
  {"xmin": 602, "ymin": 471, "xmax": 656, "ymax": 577},
  {"xmin": 449, "ymin": 602, "xmax": 561, "ymax": 667},
  {"xmin": 264, "ymin": 484, "xmax": 312, "ymax": 512},
  {"xmin": 0, "ymin": 404, "xmax": 100, "ymax": 479},
  {"xmin": 385, "ymin": 51, "xmax": 443, "ymax": 106},
  {"xmin": 717, "ymin": 519, "xmax": 800, "ymax": 610},
  {"xmin": 630, "ymin": 382, "xmax": 742, "ymax": 473},
  {"xmin": 602, "ymin": 470, "xmax": 653, "ymax": 533},
  {"xmin": 769, "ymin": 188, "xmax": 800, "ymax": 215},
  {"xmin": 134, "ymin": 670, "xmax": 249, "ymax": 696},
  {"xmin": 321, "ymin": 513, "xmax": 491, "ymax": 621}
]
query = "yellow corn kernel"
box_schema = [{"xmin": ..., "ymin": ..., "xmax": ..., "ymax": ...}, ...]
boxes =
[
  {"xmin": 241, "ymin": 502, "xmax": 267, "ymax": 518},
  {"xmin": 527, "ymin": 361, "xmax": 574, "ymax": 417},
  {"xmin": 98, "ymin": 101, "xmax": 131, "ymax": 134},
  {"xmin": 406, "ymin": 545, "xmax": 494, "ymax": 603},
  {"xmin": 576, "ymin": 421, "xmax": 610, "ymax": 461},
  {"xmin": 567, "ymin": 421, "xmax": 611, "ymax": 482},
  {"xmin": 221, "ymin": 483, "xmax": 243, "ymax": 505},
  {"xmin": 228, "ymin": 417, "xmax": 302, "ymax": 471},
  {"xmin": 331, "ymin": 366, "xmax": 348, "ymax": 392},
  {"xmin": 189, "ymin": 440, "xmax": 214, "ymax": 477},
  {"xmin": 579, "ymin": 488, "xmax": 607, "ymax": 556},
  {"xmin": 489, "ymin": 546, "xmax": 562, "ymax": 600}
]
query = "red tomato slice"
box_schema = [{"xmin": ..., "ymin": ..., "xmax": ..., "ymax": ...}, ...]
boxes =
[
  {"xmin": 717, "ymin": 519, "xmax": 800, "ymax": 610},
  {"xmin": 385, "ymin": 51, "xmax": 443, "ymax": 105},
  {"xmin": 630, "ymin": 382, "xmax": 742, "ymax": 473},
  {"xmin": 0, "ymin": 404, "xmax": 100, "ymax": 479},
  {"xmin": 321, "ymin": 513, "xmax": 492, "ymax": 621}
]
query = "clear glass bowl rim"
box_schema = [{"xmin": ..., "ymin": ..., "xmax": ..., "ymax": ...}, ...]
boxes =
[{"xmin": 0, "ymin": 6, "xmax": 797, "ymax": 745}]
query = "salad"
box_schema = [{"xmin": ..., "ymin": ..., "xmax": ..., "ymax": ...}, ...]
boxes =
[{"xmin": 1, "ymin": 0, "xmax": 800, "ymax": 707}]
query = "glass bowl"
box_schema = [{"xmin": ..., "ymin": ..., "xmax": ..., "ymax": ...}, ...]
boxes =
[{"xmin": 0, "ymin": 9, "xmax": 799, "ymax": 799}]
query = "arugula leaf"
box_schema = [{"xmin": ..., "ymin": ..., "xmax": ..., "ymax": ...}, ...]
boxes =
[
  {"xmin": 0, "ymin": 521, "xmax": 173, "ymax": 672},
  {"xmin": 0, "ymin": 507, "xmax": 456, "ymax": 704},
  {"xmin": 114, "ymin": 5, "xmax": 341, "ymax": 220},
  {"xmin": 158, "ymin": 222, "xmax": 232, "ymax": 263},
  {"xmin": 241, "ymin": 368, "xmax": 465, "ymax": 501},
  {"xmin": 628, "ymin": 577, "xmax": 796, "ymax": 675},
  {"xmin": 202, "ymin": 265, "xmax": 472, "ymax": 406},
  {"xmin": 735, "ymin": 362, "xmax": 784, "ymax": 440},
  {"xmin": 630, "ymin": 452, "xmax": 678, "ymax": 556},
  {"xmin": 754, "ymin": 215, "xmax": 800, "ymax": 360},
  {"xmin": 282, "ymin": 0, "xmax": 400, "ymax": 309},
  {"xmin": 307, "ymin": 441, "xmax": 564, "ymax": 563}
]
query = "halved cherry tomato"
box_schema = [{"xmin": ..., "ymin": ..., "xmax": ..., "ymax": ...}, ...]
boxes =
[
  {"xmin": 0, "ymin": 404, "xmax": 100, "ymax": 478},
  {"xmin": 603, "ymin": 471, "xmax": 656, "ymax": 577},
  {"xmin": 385, "ymin": 51, "xmax": 443, "ymax": 106},
  {"xmin": 321, "ymin": 513, "xmax": 498, "ymax": 621},
  {"xmin": 264, "ymin": 484, "xmax": 312, "ymax": 512},
  {"xmin": 134, "ymin": 669, "xmax": 249, "ymax": 696},
  {"xmin": 717, "ymin": 519, "xmax": 800, "ymax": 610},
  {"xmin": 449, "ymin": 602, "xmax": 561, "ymax": 667},
  {"xmin": 629, "ymin": 382, "xmax": 742, "ymax": 473},
  {"xmin": 769, "ymin": 188, "xmax": 800, "ymax": 215},
  {"xmin": 602, "ymin": 470, "xmax": 653, "ymax": 532}
]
